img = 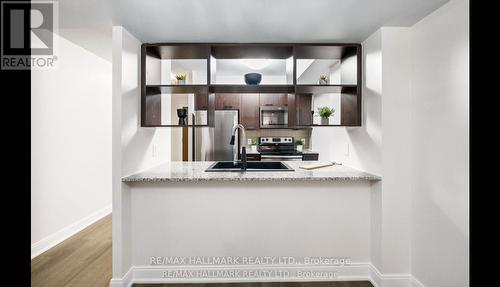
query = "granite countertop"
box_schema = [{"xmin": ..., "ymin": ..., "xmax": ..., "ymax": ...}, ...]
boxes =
[{"xmin": 122, "ymin": 161, "xmax": 381, "ymax": 182}]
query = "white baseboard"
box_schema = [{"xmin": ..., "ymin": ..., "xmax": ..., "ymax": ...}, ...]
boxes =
[
  {"xmin": 31, "ymin": 204, "xmax": 112, "ymax": 259},
  {"xmin": 410, "ymin": 275, "xmax": 425, "ymax": 287},
  {"xmin": 110, "ymin": 268, "xmax": 133, "ymax": 287},
  {"xmin": 109, "ymin": 263, "xmax": 418, "ymax": 287},
  {"xmin": 368, "ymin": 264, "xmax": 412, "ymax": 287}
]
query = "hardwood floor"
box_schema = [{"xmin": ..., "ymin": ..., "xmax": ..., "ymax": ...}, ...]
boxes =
[
  {"xmin": 31, "ymin": 214, "xmax": 112, "ymax": 287},
  {"xmin": 31, "ymin": 214, "xmax": 373, "ymax": 287},
  {"xmin": 134, "ymin": 283, "xmax": 373, "ymax": 287}
]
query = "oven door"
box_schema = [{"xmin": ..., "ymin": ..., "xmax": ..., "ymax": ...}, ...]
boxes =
[
  {"xmin": 260, "ymin": 106, "xmax": 288, "ymax": 128},
  {"xmin": 260, "ymin": 155, "xmax": 303, "ymax": 161}
]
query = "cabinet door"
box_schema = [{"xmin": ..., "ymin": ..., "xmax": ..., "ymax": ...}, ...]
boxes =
[
  {"xmin": 240, "ymin": 94, "xmax": 260, "ymax": 130},
  {"xmin": 276, "ymin": 94, "xmax": 288, "ymax": 106},
  {"xmin": 259, "ymin": 93, "xmax": 288, "ymax": 106},
  {"xmin": 215, "ymin": 93, "xmax": 241, "ymax": 110},
  {"xmin": 296, "ymin": 94, "xmax": 312, "ymax": 126}
]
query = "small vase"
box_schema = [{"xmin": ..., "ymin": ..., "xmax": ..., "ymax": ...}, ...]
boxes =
[
  {"xmin": 319, "ymin": 79, "xmax": 329, "ymax": 85},
  {"xmin": 296, "ymin": 145, "xmax": 303, "ymax": 152},
  {"xmin": 177, "ymin": 79, "xmax": 186, "ymax": 85},
  {"xmin": 177, "ymin": 108, "xmax": 187, "ymax": 125},
  {"xmin": 321, "ymin": 117, "xmax": 329, "ymax": 125},
  {"xmin": 251, "ymin": 145, "xmax": 257, "ymax": 152}
]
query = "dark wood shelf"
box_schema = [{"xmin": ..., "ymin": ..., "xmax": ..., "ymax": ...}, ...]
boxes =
[
  {"xmin": 141, "ymin": 43, "xmax": 362, "ymax": 127},
  {"xmin": 145, "ymin": 85, "xmax": 208, "ymax": 94},
  {"xmin": 209, "ymin": 85, "xmax": 295, "ymax": 94},
  {"xmin": 211, "ymin": 44, "xmax": 294, "ymax": 59},
  {"xmin": 145, "ymin": 84, "xmax": 357, "ymax": 95},
  {"xmin": 295, "ymin": 85, "xmax": 357, "ymax": 94},
  {"xmin": 294, "ymin": 44, "xmax": 359, "ymax": 59},
  {"xmin": 145, "ymin": 44, "xmax": 210, "ymax": 59},
  {"xmin": 296, "ymin": 124, "xmax": 343, "ymax": 127}
]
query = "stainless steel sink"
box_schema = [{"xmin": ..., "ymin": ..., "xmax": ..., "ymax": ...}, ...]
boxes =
[{"xmin": 205, "ymin": 161, "xmax": 294, "ymax": 172}]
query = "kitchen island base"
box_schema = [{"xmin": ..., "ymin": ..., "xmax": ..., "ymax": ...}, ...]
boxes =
[{"xmin": 111, "ymin": 178, "xmax": 379, "ymax": 286}]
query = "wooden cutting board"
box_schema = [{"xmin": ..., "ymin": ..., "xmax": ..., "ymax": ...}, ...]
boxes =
[{"xmin": 299, "ymin": 162, "xmax": 338, "ymax": 170}]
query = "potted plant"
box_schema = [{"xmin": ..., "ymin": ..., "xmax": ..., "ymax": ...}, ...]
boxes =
[
  {"xmin": 250, "ymin": 139, "xmax": 258, "ymax": 152},
  {"xmin": 176, "ymin": 73, "xmax": 187, "ymax": 85},
  {"xmin": 295, "ymin": 139, "xmax": 304, "ymax": 152},
  {"xmin": 318, "ymin": 106, "xmax": 335, "ymax": 125},
  {"xmin": 318, "ymin": 75, "xmax": 329, "ymax": 85}
]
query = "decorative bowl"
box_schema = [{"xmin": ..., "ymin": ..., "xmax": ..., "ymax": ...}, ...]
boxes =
[{"xmin": 244, "ymin": 73, "xmax": 262, "ymax": 85}]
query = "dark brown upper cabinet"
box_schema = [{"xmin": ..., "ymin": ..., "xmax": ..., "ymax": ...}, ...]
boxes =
[
  {"xmin": 240, "ymin": 94, "xmax": 260, "ymax": 130},
  {"xmin": 215, "ymin": 93, "xmax": 241, "ymax": 110},
  {"xmin": 295, "ymin": 94, "xmax": 313, "ymax": 126},
  {"xmin": 259, "ymin": 93, "xmax": 288, "ymax": 107},
  {"xmin": 141, "ymin": 43, "xmax": 361, "ymax": 127}
]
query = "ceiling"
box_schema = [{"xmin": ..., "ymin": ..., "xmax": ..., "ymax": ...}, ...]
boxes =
[{"xmin": 58, "ymin": 0, "xmax": 449, "ymax": 61}]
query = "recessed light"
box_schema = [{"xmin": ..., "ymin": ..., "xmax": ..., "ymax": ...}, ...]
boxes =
[{"xmin": 241, "ymin": 58, "xmax": 271, "ymax": 70}]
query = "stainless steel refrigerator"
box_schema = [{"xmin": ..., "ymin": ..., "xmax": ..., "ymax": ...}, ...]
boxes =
[{"xmin": 193, "ymin": 110, "xmax": 239, "ymax": 161}]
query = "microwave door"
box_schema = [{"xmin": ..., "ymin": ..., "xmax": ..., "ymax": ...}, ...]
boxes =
[{"xmin": 260, "ymin": 107, "xmax": 288, "ymax": 128}]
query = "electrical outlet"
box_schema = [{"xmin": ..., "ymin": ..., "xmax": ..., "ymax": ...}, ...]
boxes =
[
  {"xmin": 344, "ymin": 143, "xmax": 350, "ymax": 157},
  {"xmin": 247, "ymin": 138, "xmax": 252, "ymax": 145}
]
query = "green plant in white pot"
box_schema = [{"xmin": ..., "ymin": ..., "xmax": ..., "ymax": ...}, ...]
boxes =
[
  {"xmin": 318, "ymin": 75, "xmax": 329, "ymax": 85},
  {"xmin": 295, "ymin": 139, "xmax": 304, "ymax": 152},
  {"xmin": 176, "ymin": 73, "xmax": 187, "ymax": 85},
  {"xmin": 318, "ymin": 106, "xmax": 335, "ymax": 125}
]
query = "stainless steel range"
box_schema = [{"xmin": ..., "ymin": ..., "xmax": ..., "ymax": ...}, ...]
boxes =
[{"xmin": 258, "ymin": 136, "xmax": 303, "ymax": 161}]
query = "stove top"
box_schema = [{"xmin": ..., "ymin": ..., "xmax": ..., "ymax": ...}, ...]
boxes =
[{"xmin": 258, "ymin": 136, "xmax": 298, "ymax": 155}]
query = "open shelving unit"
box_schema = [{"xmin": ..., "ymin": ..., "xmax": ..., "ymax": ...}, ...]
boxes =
[{"xmin": 141, "ymin": 43, "xmax": 362, "ymax": 127}]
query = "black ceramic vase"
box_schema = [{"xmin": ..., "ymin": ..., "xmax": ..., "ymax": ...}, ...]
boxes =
[{"xmin": 177, "ymin": 108, "xmax": 188, "ymax": 125}]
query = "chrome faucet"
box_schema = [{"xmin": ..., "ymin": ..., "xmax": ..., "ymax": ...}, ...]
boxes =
[{"xmin": 229, "ymin": 124, "xmax": 247, "ymax": 169}]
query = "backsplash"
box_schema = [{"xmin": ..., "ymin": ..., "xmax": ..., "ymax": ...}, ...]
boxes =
[{"xmin": 245, "ymin": 128, "xmax": 313, "ymax": 149}]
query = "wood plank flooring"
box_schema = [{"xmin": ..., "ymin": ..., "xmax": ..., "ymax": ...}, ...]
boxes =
[
  {"xmin": 31, "ymin": 214, "xmax": 373, "ymax": 287},
  {"xmin": 31, "ymin": 214, "xmax": 112, "ymax": 287}
]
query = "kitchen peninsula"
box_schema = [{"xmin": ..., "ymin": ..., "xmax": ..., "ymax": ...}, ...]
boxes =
[
  {"xmin": 112, "ymin": 37, "xmax": 381, "ymax": 286},
  {"xmin": 112, "ymin": 161, "xmax": 380, "ymax": 286}
]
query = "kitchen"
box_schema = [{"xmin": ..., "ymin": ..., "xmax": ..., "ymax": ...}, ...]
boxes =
[
  {"xmin": 112, "ymin": 41, "xmax": 382, "ymax": 284},
  {"xmin": 143, "ymin": 44, "xmax": 357, "ymax": 163}
]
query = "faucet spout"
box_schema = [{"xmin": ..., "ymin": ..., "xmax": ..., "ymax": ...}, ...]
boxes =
[{"xmin": 229, "ymin": 124, "xmax": 246, "ymax": 165}]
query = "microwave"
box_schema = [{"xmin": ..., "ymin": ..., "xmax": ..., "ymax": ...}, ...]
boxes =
[{"xmin": 260, "ymin": 106, "xmax": 288, "ymax": 128}]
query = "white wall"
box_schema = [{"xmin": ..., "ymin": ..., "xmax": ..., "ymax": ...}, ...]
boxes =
[
  {"xmin": 31, "ymin": 33, "xmax": 112, "ymax": 257},
  {"xmin": 312, "ymin": 27, "xmax": 414, "ymax": 278},
  {"xmin": 379, "ymin": 27, "xmax": 412, "ymax": 275},
  {"xmin": 311, "ymin": 30, "xmax": 382, "ymax": 176},
  {"xmin": 409, "ymin": 0, "xmax": 469, "ymax": 286},
  {"xmin": 352, "ymin": 0, "xmax": 469, "ymax": 283},
  {"xmin": 129, "ymin": 180, "xmax": 373, "ymax": 267},
  {"xmin": 118, "ymin": 28, "xmax": 171, "ymax": 176},
  {"xmin": 112, "ymin": 26, "xmax": 172, "ymax": 279}
]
